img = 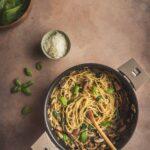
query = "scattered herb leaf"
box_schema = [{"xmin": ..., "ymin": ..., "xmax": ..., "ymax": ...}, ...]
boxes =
[
  {"xmin": 21, "ymin": 106, "xmax": 32, "ymax": 116},
  {"xmin": 35, "ymin": 62, "xmax": 42, "ymax": 71},
  {"xmin": 21, "ymin": 87, "xmax": 31, "ymax": 96},
  {"xmin": 14, "ymin": 79, "xmax": 21, "ymax": 86},
  {"xmin": 24, "ymin": 67, "xmax": 32, "ymax": 76},
  {"xmin": 11, "ymin": 85, "xmax": 21, "ymax": 93},
  {"xmin": 21, "ymin": 80, "xmax": 34, "ymax": 88}
]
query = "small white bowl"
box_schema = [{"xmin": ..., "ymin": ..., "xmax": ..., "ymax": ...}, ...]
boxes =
[{"xmin": 41, "ymin": 30, "xmax": 71, "ymax": 60}]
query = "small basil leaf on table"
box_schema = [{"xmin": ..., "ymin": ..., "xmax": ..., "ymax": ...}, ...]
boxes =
[
  {"xmin": 21, "ymin": 80, "xmax": 34, "ymax": 88},
  {"xmin": 11, "ymin": 85, "xmax": 21, "ymax": 93},
  {"xmin": 24, "ymin": 67, "xmax": 32, "ymax": 76},
  {"xmin": 21, "ymin": 87, "xmax": 31, "ymax": 96},
  {"xmin": 14, "ymin": 79, "xmax": 21, "ymax": 86},
  {"xmin": 35, "ymin": 62, "xmax": 42, "ymax": 71},
  {"xmin": 21, "ymin": 106, "xmax": 32, "ymax": 116}
]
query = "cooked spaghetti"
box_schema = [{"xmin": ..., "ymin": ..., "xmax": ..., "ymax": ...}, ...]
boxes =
[{"xmin": 47, "ymin": 69, "xmax": 123, "ymax": 149}]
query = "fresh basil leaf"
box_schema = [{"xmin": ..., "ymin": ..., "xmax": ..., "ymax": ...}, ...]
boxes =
[
  {"xmin": 81, "ymin": 123, "xmax": 87, "ymax": 130},
  {"xmin": 21, "ymin": 87, "xmax": 31, "ymax": 96},
  {"xmin": 11, "ymin": 85, "xmax": 21, "ymax": 93},
  {"xmin": 21, "ymin": 80, "xmax": 34, "ymax": 88},
  {"xmin": 92, "ymin": 86, "xmax": 97, "ymax": 95},
  {"xmin": 52, "ymin": 110, "xmax": 60, "ymax": 118},
  {"xmin": 63, "ymin": 134, "xmax": 69, "ymax": 142},
  {"xmin": 0, "ymin": 0, "xmax": 7, "ymax": 10},
  {"xmin": 88, "ymin": 124, "xmax": 95, "ymax": 131},
  {"xmin": 100, "ymin": 121, "xmax": 112, "ymax": 127},
  {"xmin": 80, "ymin": 130, "xmax": 87, "ymax": 143},
  {"xmin": 73, "ymin": 84, "xmax": 80, "ymax": 96},
  {"xmin": 35, "ymin": 62, "xmax": 42, "ymax": 71},
  {"xmin": 96, "ymin": 95, "xmax": 102, "ymax": 101},
  {"xmin": 59, "ymin": 97, "xmax": 68, "ymax": 106},
  {"xmin": 1, "ymin": 4, "xmax": 22, "ymax": 25},
  {"xmin": 107, "ymin": 88, "xmax": 115, "ymax": 94},
  {"xmin": 21, "ymin": 106, "xmax": 32, "ymax": 116},
  {"xmin": 14, "ymin": 79, "xmax": 21, "ymax": 86},
  {"xmin": 4, "ymin": 0, "xmax": 16, "ymax": 10},
  {"xmin": 24, "ymin": 67, "xmax": 32, "ymax": 76}
]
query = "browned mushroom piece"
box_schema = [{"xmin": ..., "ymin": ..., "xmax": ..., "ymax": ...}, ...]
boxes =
[
  {"xmin": 72, "ymin": 129, "xmax": 79, "ymax": 137},
  {"xmin": 82, "ymin": 79, "xmax": 89, "ymax": 90},
  {"xmin": 114, "ymin": 81, "xmax": 122, "ymax": 91}
]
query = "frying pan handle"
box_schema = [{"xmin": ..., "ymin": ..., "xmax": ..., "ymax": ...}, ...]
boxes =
[
  {"xmin": 118, "ymin": 58, "xmax": 149, "ymax": 90},
  {"xmin": 31, "ymin": 132, "xmax": 58, "ymax": 150}
]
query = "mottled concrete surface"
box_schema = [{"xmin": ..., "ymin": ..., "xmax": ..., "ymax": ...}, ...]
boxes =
[{"xmin": 0, "ymin": 0, "xmax": 150, "ymax": 150}]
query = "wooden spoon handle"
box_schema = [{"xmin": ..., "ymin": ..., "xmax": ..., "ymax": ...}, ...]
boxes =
[{"xmin": 88, "ymin": 110, "xmax": 117, "ymax": 150}]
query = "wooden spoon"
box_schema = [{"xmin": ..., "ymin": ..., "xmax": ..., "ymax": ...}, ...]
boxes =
[{"xmin": 88, "ymin": 110, "xmax": 117, "ymax": 150}]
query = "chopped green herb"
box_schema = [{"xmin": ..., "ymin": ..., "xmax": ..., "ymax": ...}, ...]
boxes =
[
  {"xmin": 52, "ymin": 110, "xmax": 60, "ymax": 118},
  {"xmin": 35, "ymin": 62, "xmax": 42, "ymax": 71},
  {"xmin": 81, "ymin": 123, "xmax": 87, "ymax": 130},
  {"xmin": 60, "ymin": 97, "xmax": 68, "ymax": 106},
  {"xmin": 21, "ymin": 106, "xmax": 32, "ymax": 116},
  {"xmin": 24, "ymin": 68, "xmax": 32, "ymax": 77},
  {"xmin": 21, "ymin": 87, "xmax": 31, "ymax": 96},
  {"xmin": 80, "ymin": 130, "xmax": 87, "ymax": 143},
  {"xmin": 92, "ymin": 86, "xmax": 97, "ymax": 95},
  {"xmin": 73, "ymin": 84, "xmax": 80, "ymax": 95},
  {"xmin": 107, "ymin": 88, "xmax": 115, "ymax": 94},
  {"xmin": 88, "ymin": 124, "xmax": 95, "ymax": 130},
  {"xmin": 11, "ymin": 85, "xmax": 21, "ymax": 93},
  {"xmin": 63, "ymin": 134, "xmax": 69, "ymax": 142},
  {"xmin": 21, "ymin": 80, "xmax": 34, "ymax": 88},
  {"xmin": 96, "ymin": 95, "xmax": 102, "ymax": 101},
  {"xmin": 14, "ymin": 79, "xmax": 21, "ymax": 86},
  {"xmin": 94, "ymin": 112, "xmax": 99, "ymax": 117},
  {"xmin": 100, "ymin": 121, "xmax": 112, "ymax": 127}
]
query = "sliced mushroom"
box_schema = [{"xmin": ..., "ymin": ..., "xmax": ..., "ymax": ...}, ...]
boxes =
[
  {"xmin": 95, "ymin": 138, "xmax": 104, "ymax": 143},
  {"xmin": 72, "ymin": 129, "xmax": 79, "ymax": 136},
  {"xmin": 114, "ymin": 81, "xmax": 122, "ymax": 91}
]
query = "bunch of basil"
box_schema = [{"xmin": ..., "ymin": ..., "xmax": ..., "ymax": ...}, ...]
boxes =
[{"xmin": 0, "ymin": 0, "xmax": 29, "ymax": 25}]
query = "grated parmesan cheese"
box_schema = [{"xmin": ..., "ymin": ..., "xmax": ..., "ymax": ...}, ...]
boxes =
[{"xmin": 43, "ymin": 31, "xmax": 68, "ymax": 59}]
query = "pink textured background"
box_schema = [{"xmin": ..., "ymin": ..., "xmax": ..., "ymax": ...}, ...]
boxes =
[{"xmin": 0, "ymin": 0, "xmax": 150, "ymax": 149}]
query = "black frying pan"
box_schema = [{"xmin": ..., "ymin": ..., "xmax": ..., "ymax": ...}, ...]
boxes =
[{"xmin": 31, "ymin": 59, "xmax": 149, "ymax": 150}]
